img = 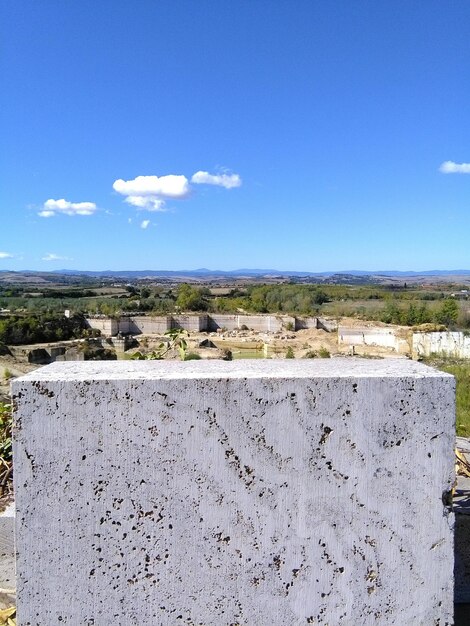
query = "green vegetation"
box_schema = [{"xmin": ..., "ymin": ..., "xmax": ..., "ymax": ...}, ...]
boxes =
[
  {"xmin": 318, "ymin": 346, "xmax": 331, "ymax": 358},
  {"xmin": 304, "ymin": 350, "xmax": 317, "ymax": 358},
  {"xmin": 81, "ymin": 345, "xmax": 117, "ymax": 361},
  {"xmin": 285, "ymin": 346, "xmax": 295, "ymax": 359},
  {"xmin": 0, "ymin": 403, "xmax": 12, "ymax": 496},
  {"xmin": 176, "ymin": 284, "xmax": 210, "ymax": 311},
  {"xmin": 1, "ymin": 278, "xmax": 469, "ymax": 329},
  {"xmin": 0, "ymin": 312, "xmax": 88, "ymax": 345},
  {"xmin": 131, "ymin": 328, "xmax": 188, "ymax": 361},
  {"xmin": 423, "ymin": 357, "xmax": 470, "ymax": 437}
]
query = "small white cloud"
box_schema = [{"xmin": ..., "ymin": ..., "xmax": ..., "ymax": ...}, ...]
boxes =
[
  {"xmin": 439, "ymin": 161, "xmax": 470, "ymax": 174},
  {"xmin": 191, "ymin": 170, "xmax": 242, "ymax": 189},
  {"xmin": 140, "ymin": 220, "xmax": 150, "ymax": 229},
  {"xmin": 41, "ymin": 253, "xmax": 72, "ymax": 262},
  {"xmin": 39, "ymin": 198, "xmax": 97, "ymax": 217},
  {"xmin": 0, "ymin": 252, "xmax": 14, "ymax": 259},
  {"xmin": 125, "ymin": 195, "xmax": 167, "ymax": 211}
]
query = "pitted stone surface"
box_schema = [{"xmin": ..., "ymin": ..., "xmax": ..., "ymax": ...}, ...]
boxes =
[{"xmin": 13, "ymin": 360, "xmax": 454, "ymax": 625}]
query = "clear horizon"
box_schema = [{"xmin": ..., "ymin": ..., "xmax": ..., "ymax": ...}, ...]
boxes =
[{"xmin": 1, "ymin": 1, "xmax": 470, "ymax": 272}]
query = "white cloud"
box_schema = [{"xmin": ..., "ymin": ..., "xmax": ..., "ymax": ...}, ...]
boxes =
[
  {"xmin": 191, "ymin": 170, "xmax": 242, "ymax": 189},
  {"xmin": 113, "ymin": 174, "xmax": 189, "ymax": 198},
  {"xmin": 41, "ymin": 253, "xmax": 72, "ymax": 262},
  {"xmin": 140, "ymin": 220, "xmax": 150, "ymax": 229},
  {"xmin": 0, "ymin": 252, "xmax": 14, "ymax": 259},
  {"xmin": 125, "ymin": 195, "xmax": 167, "ymax": 211},
  {"xmin": 114, "ymin": 170, "xmax": 241, "ymax": 213},
  {"xmin": 439, "ymin": 161, "xmax": 470, "ymax": 174},
  {"xmin": 39, "ymin": 198, "xmax": 97, "ymax": 217},
  {"xmin": 113, "ymin": 174, "xmax": 189, "ymax": 212}
]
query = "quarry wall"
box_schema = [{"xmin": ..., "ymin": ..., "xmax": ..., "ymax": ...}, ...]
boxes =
[
  {"xmin": 338, "ymin": 326, "xmax": 410, "ymax": 354},
  {"xmin": 412, "ymin": 331, "xmax": 470, "ymax": 359},
  {"xmin": 84, "ymin": 317, "xmax": 118, "ymax": 335},
  {"xmin": 86, "ymin": 314, "xmax": 301, "ymax": 335}
]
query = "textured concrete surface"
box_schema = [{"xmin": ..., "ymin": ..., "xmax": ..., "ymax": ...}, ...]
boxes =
[{"xmin": 12, "ymin": 359, "xmax": 455, "ymax": 625}]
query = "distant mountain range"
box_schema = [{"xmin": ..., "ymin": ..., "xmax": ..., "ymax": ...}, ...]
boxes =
[
  {"xmin": 55, "ymin": 268, "xmax": 470, "ymax": 277},
  {"xmin": 2, "ymin": 268, "xmax": 470, "ymax": 283}
]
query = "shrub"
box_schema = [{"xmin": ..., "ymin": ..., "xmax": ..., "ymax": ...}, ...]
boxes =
[
  {"xmin": 0, "ymin": 403, "xmax": 12, "ymax": 464},
  {"xmin": 0, "ymin": 403, "xmax": 13, "ymax": 496},
  {"xmin": 222, "ymin": 349, "xmax": 233, "ymax": 361},
  {"xmin": 318, "ymin": 346, "xmax": 331, "ymax": 358},
  {"xmin": 285, "ymin": 346, "xmax": 295, "ymax": 359},
  {"xmin": 304, "ymin": 350, "xmax": 317, "ymax": 358}
]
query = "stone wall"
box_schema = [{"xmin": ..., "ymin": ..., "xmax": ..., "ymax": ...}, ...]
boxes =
[
  {"xmin": 413, "ymin": 331, "xmax": 470, "ymax": 359},
  {"xmin": 338, "ymin": 326, "xmax": 410, "ymax": 354},
  {"xmin": 84, "ymin": 317, "xmax": 118, "ymax": 335},
  {"xmin": 86, "ymin": 314, "xmax": 299, "ymax": 336},
  {"xmin": 13, "ymin": 359, "xmax": 455, "ymax": 625},
  {"xmin": 317, "ymin": 317, "xmax": 339, "ymax": 332},
  {"xmin": 208, "ymin": 314, "xmax": 293, "ymax": 332},
  {"xmin": 294, "ymin": 316, "xmax": 318, "ymax": 330},
  {"xmin": 122, "ymin": 315, "xmax": 171, "ymax": 334},
  {"xmin": 206, "ymin": 314, "xmax": 238, "ymax": 331},
  {"xmin": 172, "ymin": 314, "xmax": 208, "ymax": 332}
]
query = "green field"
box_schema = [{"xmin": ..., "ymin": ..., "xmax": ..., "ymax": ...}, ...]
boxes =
[{"xmin": 424, "ymin": 357, "xmax": 470, "ymax": 437}]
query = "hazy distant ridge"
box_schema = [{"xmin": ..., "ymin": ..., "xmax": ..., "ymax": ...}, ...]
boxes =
[
  {"xmin": 2, "ymin": 268, "xmax": 470, "ymax": 280},
  {"xmin": 51, "ymin": 268, "xmax": 470, "ymax": 278}
]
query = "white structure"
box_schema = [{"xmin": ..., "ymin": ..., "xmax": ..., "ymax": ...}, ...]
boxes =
[
  {"xmin": 13, "ymin": 360, "xmax": 454, "ymax": 625},
  {"xmin": 413, "ymin": 331, "xmax": 470, "ymax": 359},
  {"xmin": 338, "ymin": 326, "xmax": 410, "ymax": 354},
  {"xmin": 86, "ymin": 314, "xmax": 300, "ymax": 336}
]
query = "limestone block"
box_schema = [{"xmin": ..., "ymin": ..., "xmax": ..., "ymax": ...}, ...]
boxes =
[{"xmin": 12, "ymin": 359, "xmax": 455, "ymax": 625}]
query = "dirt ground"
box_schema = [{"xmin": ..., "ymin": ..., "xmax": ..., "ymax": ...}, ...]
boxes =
[
  {"xmin": 0, "ymin": 357, "xmax": 36, "ymax": 404},
  {"xmin": 0, "ymin": 317, "xmax": 411, "ymax": 398}
]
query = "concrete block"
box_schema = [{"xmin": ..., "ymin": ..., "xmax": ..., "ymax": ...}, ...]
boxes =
[{"xmin": 12, "ymin": 359, "xmax": 455, "ymax": 625}]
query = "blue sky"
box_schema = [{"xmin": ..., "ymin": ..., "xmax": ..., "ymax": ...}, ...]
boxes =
[{"xmin": 1, "ymin": 0, "xmax": 470, "ymax": 272}]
